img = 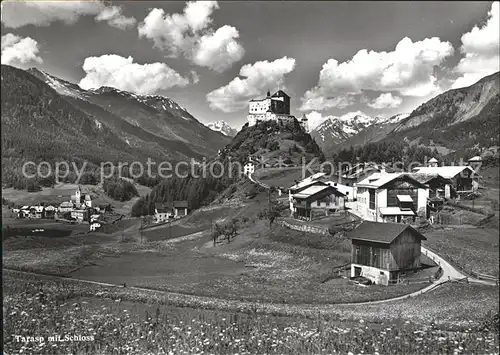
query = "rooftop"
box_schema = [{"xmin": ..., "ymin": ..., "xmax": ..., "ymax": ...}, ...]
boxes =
[
  {"xmin": 348, "ymin": 221, "xmax": 426, "ymax": 244},
  {"xmin": 412, "ymin": 166, "xmax": 475, "ymax": 179},
  {"xmin": 289, "ymin": 172, "xmax": 326, "ymax": 190},
  {"xmin": 356, "ymin": 172, "xmax": 428, "ymax": 189}
]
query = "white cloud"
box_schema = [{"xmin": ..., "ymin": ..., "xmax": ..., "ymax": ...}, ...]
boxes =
[
  {"xmin": 305, "ymin": 111, "xmax": 333, "ymax": 131},
  {"xmin": 367, "ymin": 93, "xmax": 403, "ymax": 109},
  {"xmin": 452, "ymin": 2, "xmax": 499, "ymax": 89},
  {"xmin": 78, "ymin": 55, "xmax": 190, "ymax": 95},
  {"xmin": 206, "ymin": 56, "xmax": 296, "ymax": 112},
  {"xmin": 192, "ymin": 25, "xmax": 245, "ymax": 73},
  {"xmin": 1, "ymin": 33, "xmax": 42, "ymax": 66},
  {"xmin": 94, "ymin": 5, "xmax": 136, "ymax": 30},
  {"xmin": 0, "ymin": 0, "xmax": 135, "ymax": 30},
  {"xmin": 301, "ymin": 36, "xmax": 454, "ymax": 111},
  {"xmin": 138, "ymin": 1, "xmax": 244, "ymax": 72}
]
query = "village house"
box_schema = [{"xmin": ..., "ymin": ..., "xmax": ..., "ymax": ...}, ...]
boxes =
[
  {"xmin": 58, "ymin": 201, "xmax": 74, "ymax": 213},
  {"xmin": 412, "ymin": 158, "xmax": 477, "ymax": 194},
  {"xmin": 71, "ymin": 208, "xmax": 89, "ymax": 223},
  {"xmin": 173, "ymin": 201, "xmax": 189, "ymax": 218},
  {"xmin": 340, "ymin": 163, "xmax": 395, "ymax": 187},
  {"xmin": 348, "ymin": 221, "xmax": 427, "ymax": 285},
  {"xmin": 154, "ymin": 203, "xmax": 173, "ymax": 223},
  {"xmin": 326, "ymin": 181, "xmax": 355, "ymax": 201},
  {"xmin": 355, "ymin": 172, "xmax": 429, "ymax": 223},
  {"xmin": 290, "ymin": 185, "xmax": 346, "ymax": 220},
  {"xmin": 44, "ymin": 205, "xmax": 57, "ymax": 219},
  {"xmin": 29, "ymin": 205, "xmax": 44, "ymax": 219},
  {"xmin": 288, "ymin": 172, "xmax": 328, "ymax": 211}
]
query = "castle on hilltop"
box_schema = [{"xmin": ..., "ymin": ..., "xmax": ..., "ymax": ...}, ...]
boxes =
[{"xmin": 247, "ymin": 90, "xmax": 308, "ymax": 131}]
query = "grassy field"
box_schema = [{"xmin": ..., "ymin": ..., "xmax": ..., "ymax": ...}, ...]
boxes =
[
  {"xmin": 4, "ymin": 217, "xmax": 426, "ymax": 304},
  {"xmin": 3, "ymin": 271, "xmax": 499, "ymax": 354},
  {"xmin": 423, "ymin": 226, "xmax": 499, "ymax": 276}
]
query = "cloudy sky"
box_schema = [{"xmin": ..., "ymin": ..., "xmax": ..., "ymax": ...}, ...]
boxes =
[{"xmin": 2, "ymin": 1, "xmax": 499, "ymax": 131}]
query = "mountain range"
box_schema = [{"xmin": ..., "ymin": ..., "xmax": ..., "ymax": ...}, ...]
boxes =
[
  {"xmin": 1, "ymin": 65, "xmax": 230, "ymax": 188},
  {"xmin": 310, "ymin": 112, "xmax": 409, "ymax": 153},
  {"xmin": 206, "ymin": 120, "xmax": 238, "ymax": 137},
  {"xmin": 311, "ymin": 71, "xmax": 499, "ymax": 157}
]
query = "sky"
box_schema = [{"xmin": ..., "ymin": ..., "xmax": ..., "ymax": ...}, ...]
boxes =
[{"xmin": 1, "ymin": 1, "xmax": 499, "ymax": 131}]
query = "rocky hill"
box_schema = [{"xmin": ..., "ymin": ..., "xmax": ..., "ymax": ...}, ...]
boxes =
[{"xmin": 221, "ymin": 119, "xmax": 324, "ymax": 165}]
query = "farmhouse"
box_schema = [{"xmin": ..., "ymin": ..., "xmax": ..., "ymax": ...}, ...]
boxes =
[
  {"xmin": 173, "ymin": 201, "xmax": 189, "ymax": 218},
  {"xmin": 355, "ymin": 172, "xmax": 429, "ymax": 223},
  {"xmin": 412, "ymin": 159, "xmax": 477, "ymax": 193},
  {"xmin": 349, "ymin": 221, "xmax": 427, "ymax": 285},
  {"xmin": 288, "ymin": 172, "xmax": 328, "ymax": 211},
  {"xmin": 409, "ymin": 173, "xmax": 454, "ymax": 200},
  {"xmin": 341, "ymin": 163, "xmax": 395, "ymax": 187},
  {"xmin": 154, "ymin": 203, "xmax": 173, "ymax": 223},
  {"xmin": 247, "ymin": 90, "xmax": 298, "ymax": 127},
  {"xmin": 71, "ymin": 208, "xmax": 89, "ymax": 223},
  {"xmin": 326, "ymin": 181, "xmax": 355, "ymax": 201},
  {"xmin": 44, "ymin": 205, "xmax": 57, "ymax": 219},
  {"xmin": 291, "ymin": 185, "xmax": 345, "ymax": 220}
]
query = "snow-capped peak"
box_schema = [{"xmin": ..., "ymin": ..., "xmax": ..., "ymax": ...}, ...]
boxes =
[
  {"xmin": 381, "ymin": 112, "xmax": 410, "ymax": 124},
  {"xmin": 206, "ymin": 120, "xmax": 237, "ymax": 137}
]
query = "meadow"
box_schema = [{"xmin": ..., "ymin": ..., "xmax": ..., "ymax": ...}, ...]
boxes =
[
  {"xmin": 423, "ymin": 227, "xmax": 499, "ymax": 277},
  {"xmin": 3, "ymin": 270, "xmax": 499, "ymax": 355}
]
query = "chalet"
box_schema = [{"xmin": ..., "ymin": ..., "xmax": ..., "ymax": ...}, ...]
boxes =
[
  {"xmin": 326, "ymin": 181, "xmax": 355, "ymax": 201},
  {"xmin": 173, "ymin": 201, "xmax": 189, "ymax": 218},
  {"xmin": 408, "ymin": 173, "xmax": 455, "ymax": 199},
  {"xmin": 71, "ymin": 209, "xmax": 89, "ymax": 223},
  {"xmin": 30, "ymin": 206, "xmax": 44, "ymax": 219},
  {"xmin": 467, "ymin": 156, "xmax": 483, "ymax": 173},
  {"xmin": 340, "ymin": 163, "xmax": 395, "ymax": 187},
  {"xmin": 18, "ymin": 206, "xmax": 30, "ymax": 218},
  {"xmin": 413, "ymin": 160, "xmax": 477, "ymax": 193},
  {"xmin": 288, "ymin": 172, "xmax": 328, "ymax": 211},
  {"xmin": 58, "ymin": 201, "xmax": 74, "ymax": 213},
  {"xmin": 355, "ymin": 173, "xmax": 429, "ymax": 223},
  {"xmin": 348, "ymin": 221, "xmax": 427, "ymax": 285},
  {"xmin": 154, "ymin": 203, "xmax": 173, "ymax": 223},
  {"xmin": 291, "ymin": 185, "xmax": 345, "ymax": 220},
  {"xmin": 44, "ymin": 205, "xmax": 57, "ymax": 219}
]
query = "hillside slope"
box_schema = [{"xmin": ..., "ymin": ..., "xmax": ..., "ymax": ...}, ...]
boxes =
[
  {"xmin": 223, "ymin": 119, "xmax": 323, "ymax": 165},
  {"xmin": 27, "ymin": 67, "xmax": 230, "ymax": 157}
]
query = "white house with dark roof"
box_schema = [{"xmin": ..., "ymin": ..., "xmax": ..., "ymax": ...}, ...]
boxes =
[
  {"xmin": 291, "ymin": 184, "xmax": 345, "ymax": 220},
  {"xmin": 355, "ymin": 172, "xmax": 429, "ymax": 223}
]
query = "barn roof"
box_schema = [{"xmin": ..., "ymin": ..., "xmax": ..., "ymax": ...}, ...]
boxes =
[
  {"xmin": 348, "ymin": 221, "xmax": 426, "ymax": 244},
  {"xmin": 288, "ymin": 172, "xmax": 326, "ymax": 190},
  {"xmin": 174, "ymin": 201, "xmax": 188, "ymax": 208},
  {"xmin": 412, "ymin": 166, "xmax": 475, "ymax": 179},
  {"xmin": 292, "ymin": 185, "xmax": 345, "ymax": 199},
  {"xmin": 356, "ymin": 173, "xmax": 428, "ymax": 189}
]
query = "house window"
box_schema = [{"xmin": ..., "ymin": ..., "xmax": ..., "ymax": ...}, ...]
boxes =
[{"xmin": 369, "ymin": 189, "xmax": 375, "ymax": 210}]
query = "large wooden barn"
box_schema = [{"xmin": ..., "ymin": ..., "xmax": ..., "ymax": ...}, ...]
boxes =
[{"xmin": 348, "ymin": 221, "xmax": 427, "ymax": 285}]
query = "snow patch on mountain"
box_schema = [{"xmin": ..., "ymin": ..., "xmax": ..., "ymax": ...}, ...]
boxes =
[{"xmin": 206, "ymin": 120, "xmax": 238, "ymax": 137}]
